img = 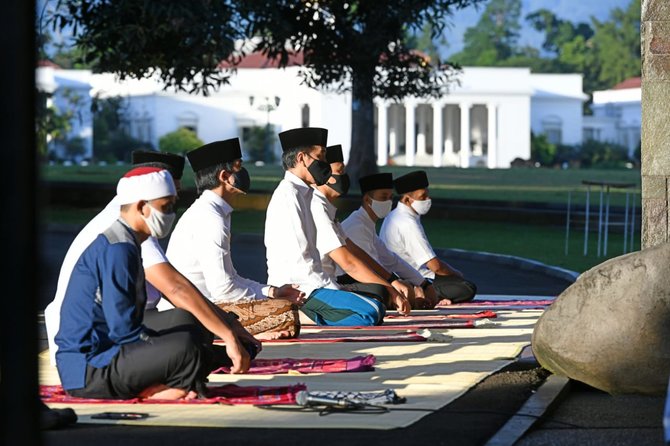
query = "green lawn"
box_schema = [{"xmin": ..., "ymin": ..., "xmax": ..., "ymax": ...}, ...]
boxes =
[
  {"xmin": 44, "ymin": 206, "xmax": 638, "ymax": 273},
  {"xmin": 42, "ymin": 163, "xmax": 641, "ymax": 207}
]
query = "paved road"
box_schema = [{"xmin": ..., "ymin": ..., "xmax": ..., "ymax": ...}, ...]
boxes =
[{"xmin": 38, "ymin": 228, "xmax": 572, "ymax": 311}]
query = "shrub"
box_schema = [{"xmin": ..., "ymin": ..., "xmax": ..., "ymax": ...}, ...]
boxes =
[
  {"xmin": 158, "ymin": 128, "xmax": 204, "ymax": 155},
  {"xmin": 96, "ymin": 132, "xmax": 152, "ymax": 163},
  {"xmin": 243, "ymin": 125, "xmax": 276, "ymax": 163},
  {"xmin": 64, "ymin": 136, "xmax": 87, "ymax": 160},
  {"xmin": 554, "ymin": 144, "xmax": 580, "ymax": 167},
  {"xmin": 579, "ymin": 140, "xmax": 629, "ymax": 168},
  {"xmin": 530, "ymin": 132, "xmax": 556, "ymax": 167}
]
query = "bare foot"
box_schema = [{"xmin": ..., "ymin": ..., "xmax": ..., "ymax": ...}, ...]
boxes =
[
  {"xmin": 254, "ymin": 330, "xmax": 293, "ymax": 341},
  {"xmin": 437, "ymin": 298, "xmax": 453, "ymax": 306},
  {"xmin": 139, "ymin": 384, "xmax": 191, "ymax": 400}
]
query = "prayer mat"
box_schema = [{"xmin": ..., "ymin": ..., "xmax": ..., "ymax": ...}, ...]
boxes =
[
  {"xmin": 212, "ymin": 354, "xmax": 376, "ymax": 374},
  {"xmin": 385, "ymin": 310, "xmax": 498, "ymax": 320},
  {"xmin": 438, "ymin": 299, "xmax": 554, "ymax": 308},
  {"xmin": 39, "ymin": 306, "xmax": 543, "ymax": 430},
  {"xmin": 304, "ymin": 320, "xmax": 476, "ymax": 331},
  {"xmin": 40, "ymin": 383, "xmax": 306, "ymax": 406},
  {"xmin": 244, "ymin": 331, "xmax": 429, "ymax": 343}
]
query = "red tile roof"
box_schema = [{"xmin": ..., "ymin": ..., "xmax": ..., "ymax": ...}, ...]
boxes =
[
  {"xmin": 219, "ymin": 52, "xmax": 304, "ymax": 69},
  {"xmin": 612, "ymin": 77, "xmax": 641, "ymax": 90},
  {"xmin": 37, "ymin": 60, "xmax": 61, "ymax": 69}
]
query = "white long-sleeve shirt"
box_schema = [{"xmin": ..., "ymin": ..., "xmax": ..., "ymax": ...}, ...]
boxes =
[
  {"xmin": 264, "ymin": 171, "xmax": 338, "ymax": 297},
  {"xmin": 310, "ymin": 187, "xmax": 347, "ymax": 282},
  {"xmin": 379, "ymin": 202, "xmax": 437, "ymax": 279},
  {"xmin": 340, "ymin": 206, "xmax": 425, "ymax": 286},
  {"xmin": 166, "ymin": 189, "xmax": 270, "ymax": 304}
]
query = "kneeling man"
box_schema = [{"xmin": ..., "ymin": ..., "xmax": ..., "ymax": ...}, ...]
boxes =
[{"xmin": 380, "ymin": 170, "xmax": 477, "ymax": 304}]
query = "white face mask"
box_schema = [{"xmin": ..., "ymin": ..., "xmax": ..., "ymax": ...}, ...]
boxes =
[
  {"xmin": 369, "ymin": 198, "xmax": 393, "ymax": 219},
  {"xmin": 142, "ymin": 204, "xmax": 176, "ymax": 239},
  {"xmin": 410, "ymin": 198, "xmax": 432, "ymax": 216}
]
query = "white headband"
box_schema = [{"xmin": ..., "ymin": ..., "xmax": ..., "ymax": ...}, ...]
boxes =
[{"xmin": 116, "ymin": 167, "xmax": 176, "ymax": 205}]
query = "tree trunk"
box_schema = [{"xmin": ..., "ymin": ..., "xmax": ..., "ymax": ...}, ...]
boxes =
[{"xmin": 347, "ymin": 69, "xmax": 378, "ymax": 190}]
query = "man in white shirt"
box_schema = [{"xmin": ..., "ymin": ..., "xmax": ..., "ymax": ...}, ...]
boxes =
[
  {"xmin": 265, "ymin": 128, "xmax": 387, "ymax": 326},
  {"xmin": 167, "ymin": 138, "xmax": 304, "ymax": 339},
  {"xmin": 339, "ymin": 172, "xmax": 440, "ymax": 309},
  {"xmin": 310, "ymin": 145, "xmax": 410, "ymax": 315},
  {"xmin": 380, "ymin": 170, "xmax": 477, "ymax": 304},
  {"xmin": 44, "ymin": 150, "xmax": 259, "ymax": 366}
]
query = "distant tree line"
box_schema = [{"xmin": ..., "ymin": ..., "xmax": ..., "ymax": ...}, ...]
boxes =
[
  {"xmin": 39, "ymin": 0, "xmax": 639, "ymax": 170},
  {"xmin": 442, "ymin": 0, "xmax": 640, "ymax": 108}
]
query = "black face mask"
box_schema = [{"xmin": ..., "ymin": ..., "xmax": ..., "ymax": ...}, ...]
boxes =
[
  {"xmin": 305, "ymin": 154, "xmax": 332, "ymax": 186},
  {"xmin": 231, "ymin": 167, "xmax": 251, "ymax": 193},
  {"xmin": 327, "ymin": 173, "xmax": 350, "ymax": 196}
]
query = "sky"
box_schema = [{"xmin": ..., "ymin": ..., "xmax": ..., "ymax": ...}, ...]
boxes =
[{"xmin": 439, "ymin": 0, "xmax": 634, "ymax": 57}]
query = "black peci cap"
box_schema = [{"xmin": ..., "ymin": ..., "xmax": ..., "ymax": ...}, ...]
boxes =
[
  {"xmin": 326, "ymin": 144, "xmax": 344, "ymax": 164},
  {"xmin": 359, "ymin": 173, "xmax": 394, "ymax": 194},
  {"xmin": 278, "ymin": 127, "xmax": 328, "ymax": 152},
  {"xmin": 131, "ymin": 150, "xmax": 186, "ymax": 180},
  {"xmin": 394, "ymin": 170, "xmax": 429, "ymax": 195},
  {"xmin": 186, "ymin": 138, "xmax": 242, "ymax": 173}
]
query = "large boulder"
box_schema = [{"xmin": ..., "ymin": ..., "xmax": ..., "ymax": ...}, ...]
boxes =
[{"xmin": 532, "ymin": 242, "xmax": 670, "ymax": 395}]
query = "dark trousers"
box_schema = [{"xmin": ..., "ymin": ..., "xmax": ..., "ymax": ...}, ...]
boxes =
[
  {"xmin": 432, "ymin": 275, "xmax": 477, "ymax": 303},
  {"xmin": 68, "ymin": 308, "xmax": 255, "ymax": 400},
  {"xmin": 145, "ymin": 308, "xmax": 260, "ymax": 368},
  {"xmin": 335, "ymin": 275, "xmax": 390, "ymax": 307}
]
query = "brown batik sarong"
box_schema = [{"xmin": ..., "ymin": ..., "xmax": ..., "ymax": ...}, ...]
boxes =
[{"xmin": 216, "ymin": 299, "xmax": 300, "ymax": 338}]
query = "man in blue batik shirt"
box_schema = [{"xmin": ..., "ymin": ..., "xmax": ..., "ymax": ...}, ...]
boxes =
[{"xmin": 55, "ymin": 167, "xmax": 250, "ymax": 400}]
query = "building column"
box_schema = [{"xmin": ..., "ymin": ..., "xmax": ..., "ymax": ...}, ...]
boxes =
[
  {"xmin": 376, "ymin": 102, "xmax": 388, "ymax": 166},
  {"xmin": 459, "ymin": 102, "xmax": 471, "ymax": 168},
  {"xmin": 487, "ymin": 103, "xmax": 498, "ymax": 169},
  {"xmin": 405, "ymin": 101, "xmax": 416, "ymax": 167},
  {"xmin": 432, "ymin": 102, "xmax": 444, "ymax": 168},
  {"xmin": 389, "ymin": 106, "xmax": 398, "ymax": 157},
  {"xmin": 445, "ymin": 105, "xmax": 455, "ymax": 159},
  {"xmin": 416, "ymin": 106, "xmax": 427, "ymax": 157}
]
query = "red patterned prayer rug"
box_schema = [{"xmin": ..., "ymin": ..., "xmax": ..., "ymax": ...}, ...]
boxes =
[
  {"xmin": 40, "ymin": 383, "xmax": 306, "ymax": 405},
  {"xmin": 212, "ymin": 354, "xmax": 376, "ymax": 374}
]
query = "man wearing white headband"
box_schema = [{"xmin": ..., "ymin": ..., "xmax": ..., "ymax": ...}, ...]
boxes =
[
  {"xmin": 44, "ymin": 151, "xmax": 260, "ymax": 368},
  {"xmin": 55, "ymin": 167, "xmax": 246, "ymax": 400}
]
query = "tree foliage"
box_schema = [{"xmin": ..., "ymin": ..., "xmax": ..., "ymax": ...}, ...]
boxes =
[
  {"xmin": 35, "ymin": 92, "xmax": 72, "ymax": 157},
  {"xmin": 158, "ymin": 128, "xmax": 204, "ymax": 155},
  {"xmin": 49, "ymin": 0, "xmax": 242, "ymax": 94},
  {"xmin": 589, "ymin": 0, "xmax": 641, "ymax": 91},
  {"xmin": 451, "ymin": 0, "xmax": 522, "ymax": 65},
  {"xmin": 451, "ymin": 0, "xmax": 640, "ymax": 98},
  {"xmin": 47, "ymin": 0, "xmax": 484, "ymax": 181},
  {"xmin": 239, "ymin": 0, "xmax": 483, "ymax": 180},
  {"xmin": 92, "ymin": 95, "xmax": 149, "ymax": 162}
]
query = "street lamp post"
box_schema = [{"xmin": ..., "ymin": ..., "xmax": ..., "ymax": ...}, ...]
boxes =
[{"xmin": 249, "ymin": 95, "xmax": 280, "ymax": 163}]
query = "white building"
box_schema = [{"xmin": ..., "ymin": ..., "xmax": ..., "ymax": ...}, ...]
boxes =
[
  {"xmin": 583, "ymin": 77, "xmax": 641, "ymax": 158},
  {"xmin": 36, "ymin": 57, "xmax": 589, "ymax": 168}
]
